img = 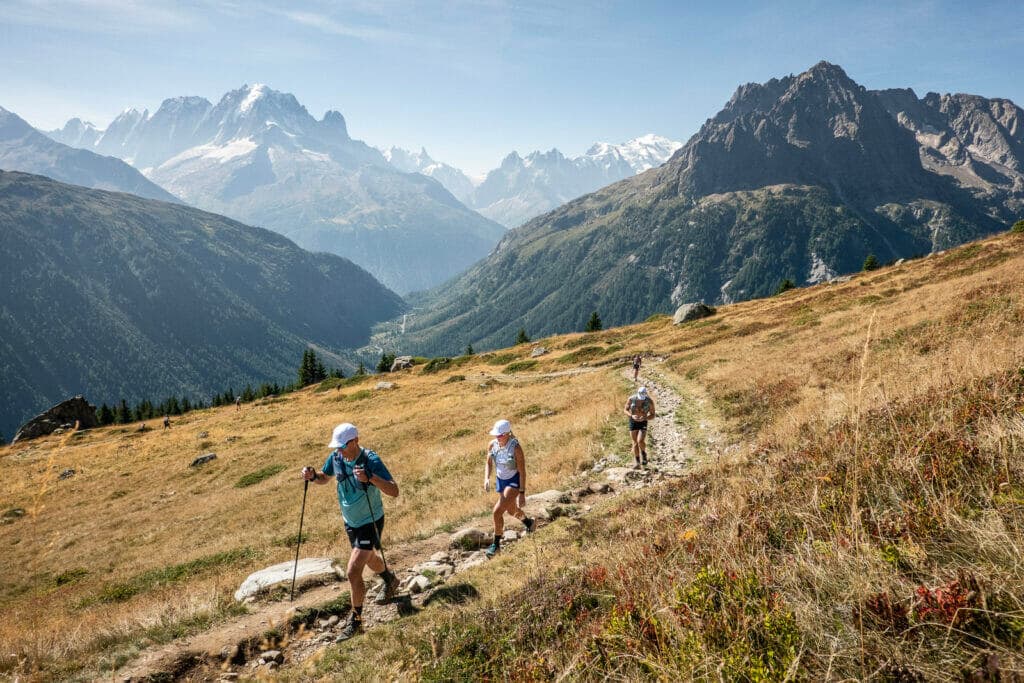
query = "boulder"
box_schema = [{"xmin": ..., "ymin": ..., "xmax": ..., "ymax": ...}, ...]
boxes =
[
  {"xmin": 260, "ymin": 650, "xmax": 283, "ymax": 664},
  {"xmin": 530, "ymin": 346, "xmax": 547, "ymax": 358},
  {"xmin": 190, "ymin": 453, "xmax": 217, "ymax": 467},
  {"xmin": 525, "ymin": 490, "xmax": 570, "ymax": 505},
  {"xmin": 375, "ymin": 381, "xmax": 395, "ymax": 390},
  {"xmin": 390, "ymin": 356, "xmax": 413, "ymax": 372},
  {"xmin": 456, "ymin": 551, "xmax": 488, "ymax": 572},
  {"xmin": 59, "ymin": 469, "xmax": 75, "ymax": 480},
  {"xmin": 449, "ymin": 527, "xmax": 489, "ymax": 550},
  {"xmin": 234, "ymin": 558, "xmax": 340, "ymax": 602},
  {"xmin": 429, "ymin": 551, "xmax": 452, "ymax": 563},
  {"xmin": 407, "ymin": 575, "xmax": 432, "ymax": 594},
  {"xmin": 672, "ymin": 303, "xmax": 716, "ymax": 325},
  {"xmin": 13, "ymin": 396, "xmax": 98, "ymax": 443},
  {"xmin": 502, "ymin": 530, "xmax": 519, "ymax": 541},
  {"xmin": 411, "ymin": 560, "xmax": 454, "ymax": 577},
  {"xmin": 604, "ymin": 467, "xmax": 647, "ymax": 484}
]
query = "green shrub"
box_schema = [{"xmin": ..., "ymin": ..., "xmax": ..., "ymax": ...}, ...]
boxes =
[
  {"xmin": 862, "ymin": 254, "xmax": 880, "ymax": 271},
  {"xmin": 55, "ymin": 568, "xmax": 88, "ymax": 586},
  {"xmin": 504, "ymin": 360, "xmax": 538, "ymax": 373},
  {"xmin": 444, "ymin": 374, "xmax": 466, "ymax": 383},
  {"xmin": 235, "ymin": 464, "xmax": 287, "ymax": 488},
  {"xmin": 87, "ymin": 548, "xmax": 259, "ymax": 605},
  {"xmin": 1011, "ymin": 219, "xmax": 1024, "ymax": 234},
  {"xmin": 775, "ymin": 278, "xmax": 796, "ymax": 295},
  {"xmin": 343, "ymin": 389, "xmax": 373, "ymax": 402}
]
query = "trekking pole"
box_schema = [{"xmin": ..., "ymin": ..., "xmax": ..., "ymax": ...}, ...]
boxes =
[{"xmin": 290, "ymin": 477, "xmax": 310, "ymax": 601}]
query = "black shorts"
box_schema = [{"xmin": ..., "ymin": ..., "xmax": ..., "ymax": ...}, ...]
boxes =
[
  {"xmin": 345, "ymin": 517, "xmax": 384, "ymax": 550},
  {"xmin": 629, "ymin": 419, "xmax": 648, "ymax": 432}
]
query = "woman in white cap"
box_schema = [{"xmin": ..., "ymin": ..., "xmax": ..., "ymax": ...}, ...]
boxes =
[
  {"xmin": 624, "ymin": 386, "xmax": 655, "ymax": 467},
  {"xmin": 482, "ymin": 419, "xmax": 534, "ymax": 557}
]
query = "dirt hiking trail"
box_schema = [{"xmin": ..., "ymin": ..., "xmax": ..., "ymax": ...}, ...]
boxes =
[{"xmin": 117, "ymin": 358, "xmax": 724, "ymax": 682}]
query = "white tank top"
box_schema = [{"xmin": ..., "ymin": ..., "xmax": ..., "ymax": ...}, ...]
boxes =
[{"xmin": 489, "ymin": 437, "xmax": 520, "ymax": 480}]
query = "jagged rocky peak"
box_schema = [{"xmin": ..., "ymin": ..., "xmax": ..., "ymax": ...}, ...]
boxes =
[{"xmin": 320, "ymin": 109, "xmax": 349, "ymax": 139}]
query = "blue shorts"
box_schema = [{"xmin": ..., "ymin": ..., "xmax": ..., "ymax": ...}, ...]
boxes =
[{"xmin": 496, "ymin": 472, "xmax": 521, "ymax": 493}]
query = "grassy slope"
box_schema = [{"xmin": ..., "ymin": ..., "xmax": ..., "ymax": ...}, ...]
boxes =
[{"xmin": 3, "ymin": 231, "xmax": 1024, "ymax": 680}]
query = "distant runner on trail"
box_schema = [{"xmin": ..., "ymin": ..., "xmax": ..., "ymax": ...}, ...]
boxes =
[
  {"xmin": 483, "ymin": 419, "xmax": 534, "ymax": 558},
  {"xmin": 302, "ymin": 422, "xmax": 400, "ymax": 641},
  {"xmin": 235, "ymin": 396, "xmax": 242, "ymax": 410},
  {"xmin": 632, "ymin": 354, "xmax": 642, "ymax": 382},
  {"xmin": 624, "ymin": 386, "xmax": 656, "ymax": 468}
]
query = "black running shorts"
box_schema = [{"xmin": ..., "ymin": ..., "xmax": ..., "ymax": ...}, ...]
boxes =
[
  {"xmin": 345, "ymin": 516, "xmax": 384, "ymax": 550},
  {"xmin": 628, "ymin": 419, "xmax": 648, "ymax": 432}
]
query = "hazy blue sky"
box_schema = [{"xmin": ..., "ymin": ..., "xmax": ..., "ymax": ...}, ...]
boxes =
[{"xmin": 2, "ymin": 0, "xmax": 1021, "ymax": 175}]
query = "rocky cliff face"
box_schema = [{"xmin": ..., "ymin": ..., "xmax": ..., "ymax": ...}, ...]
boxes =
[{"xmin": 397, "ymin": 62, "xmax": 1024, "ymax": 355}]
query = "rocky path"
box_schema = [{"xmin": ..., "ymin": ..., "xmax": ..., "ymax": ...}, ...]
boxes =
[{"xmin": 117, "ymin": 359, "xmax": 722, "ymax": 681}]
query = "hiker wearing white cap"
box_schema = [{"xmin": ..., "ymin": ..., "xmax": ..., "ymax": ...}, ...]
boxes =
[
  {"xmin": 482, "ymin": 419, "xmax": 534, "ymax": 557},
  {"xmin": 624, "ymin": 386, "xmax": 656, "ymax": 467},
  {"xmin": 301, "ymin": 422, "xmax": 400, "ymax": 641}
]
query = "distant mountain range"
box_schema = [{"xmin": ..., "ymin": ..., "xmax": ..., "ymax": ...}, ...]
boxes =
[
  {"xmin": 1, "ymin": 106, "xmax": 178, "ymax": 202},
  {"xmin": 0, "ymin": 171, "xmax": 404, "ymax": 440},
  {"xmin": 47, "ymin": 85, "xmax": 505, "ymax": 294},
  {"xmin": 395, "ymin": 62, "xmax": 1024, "ymax": 355},
  {"xmin": 383, "ymin": 134, "xmax": 682, "ymax": 228}
]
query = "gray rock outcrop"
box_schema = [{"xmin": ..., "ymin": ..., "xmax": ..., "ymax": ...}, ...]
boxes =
[
  {"xmin": 673, "ymin": 303, "xmax": 716, "ymax": 325},
  {"xmin": 234, "ymin": 558, "xmax": 341, "ymax": 602},
  {"xmin": 13, "ymin": 396, "xmax": 98, "ymax": 443},
  {"xmin": 390, "ymin": 356, "xmax": 413, "ymax": 372}
]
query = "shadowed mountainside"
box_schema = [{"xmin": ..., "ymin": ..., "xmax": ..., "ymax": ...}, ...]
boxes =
[{"xmin": 0, "ymin": 171, "xmax": 405, "ymax": 438}]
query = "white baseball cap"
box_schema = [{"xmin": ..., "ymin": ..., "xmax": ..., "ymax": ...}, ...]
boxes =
[
  {"xmin": 637, "ymin": 386, "xmax": 648, "ymax": 397},
  {"xmin": 328, "ymin": 422, "xmax": 358, "ymax": 448},
  {"xmin": 489, "ymin": 419, "xmax": 512, "ymax": 436}
]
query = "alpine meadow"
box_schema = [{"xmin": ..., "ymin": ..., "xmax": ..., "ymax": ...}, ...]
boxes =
[
  {"xmin": 3, "ymin": 229, "xmax": 1024, "ymax": 679},
  {"xmin": 3, "ymin": 4, "xmax": 1024, "ymax": 680}
]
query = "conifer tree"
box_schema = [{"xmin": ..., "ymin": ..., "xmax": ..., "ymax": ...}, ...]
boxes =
[
  {"xmin": 97, "ymin": 403, "xmax": 113, "ymax": 425},
  {"xmin": 117, "ymin": 399, "xmax": 130, "ymax": 423},
  {"xmin": 775, "ymin": 278, "xmax": 796, "ymax": 295},
  {"xmin": 586, "ymin": 311, "xmax": 603, "ymax": 332},
  {"xmin": 242, "ymin": 384, "xmax": 254, "ymax": 402},
  {"xmin": 376, "ymin": 352, "xmax": 396, "ymax": 373},
  {"xmin": 356, "ymin": 362, "xmax": 367, "ymax": 376},
  {"xmin": 465, "ymin": 344, "xmax": 474, "ymax": 356},
  {"xmin": 863, "ymin": 254, "xmax": 880, "ymax": 271},
  {"xmin": 516, "ymin": 328, "xmax": 530, "ymax": 344}
]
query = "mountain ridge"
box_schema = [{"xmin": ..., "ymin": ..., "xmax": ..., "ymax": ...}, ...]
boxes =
[
  {"xmin": 45, "ymin": 84, "xmax": 505, "ymax": 294},
  {"xmin": 394, "ymin": 61, "xmax": 1023, "ymax": 355},
  {"xmin": 0, "ymin": 170, "xmax": 405, "ymax": 439}
]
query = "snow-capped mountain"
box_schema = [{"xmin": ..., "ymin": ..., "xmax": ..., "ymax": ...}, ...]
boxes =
[
  {"xmin": 583, "ymin": 133, "xmax": 683, "ymax": 173},
  {"xmin": 383, "ymin": 146, "xmax": 475, "ymax": 203},
  {"xmin": 48, "ymin": 85, "xmax": 504, "ymax": 294},
  {"xmin": 48, "ymin": 117, "xmax": 101, "ymax": 149},
  {"xmin": 470, "ymin": 134, "xmax": 682, "ymax": 228}
]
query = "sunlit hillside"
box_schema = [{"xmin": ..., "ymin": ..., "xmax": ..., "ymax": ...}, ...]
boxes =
[{"xmin": 3, "ymin": 229, "xmax": 1024, "ymax": 680}]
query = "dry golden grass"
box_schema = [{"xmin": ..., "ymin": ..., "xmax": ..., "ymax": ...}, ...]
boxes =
[
  {"xmin": 0, "ymin": 347, "xmax": 631, "ymax": 678},
  {"xmin": 4, "ymin": 231, "xmax": 1024, "ymax": 680},
  {"xmin": 304, "ymin": 232, "xmax": 1024, "ymax": 680}
]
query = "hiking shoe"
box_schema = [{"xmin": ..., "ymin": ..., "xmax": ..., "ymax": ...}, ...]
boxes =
[
  {"xmin": 633, "ymin": 459, "xmax": 642, "ymax": 469},
  {"xmin": 485, "ymin": 541, "xmax": 500, "ymax": 558},
  {"xmin": 334, "ymin": 613, "xmax": 362, "ymax": 642},
  {"xmin": 523, "ymin": 517, "xmax": 535, "ymax": 533},
  {"xmin": 641, "ymin": 454, "xmax": 648, "ymax": 466},
  {"xmin": 374, "ymin": 572, "xmax": 400, "ymax": 604}
]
